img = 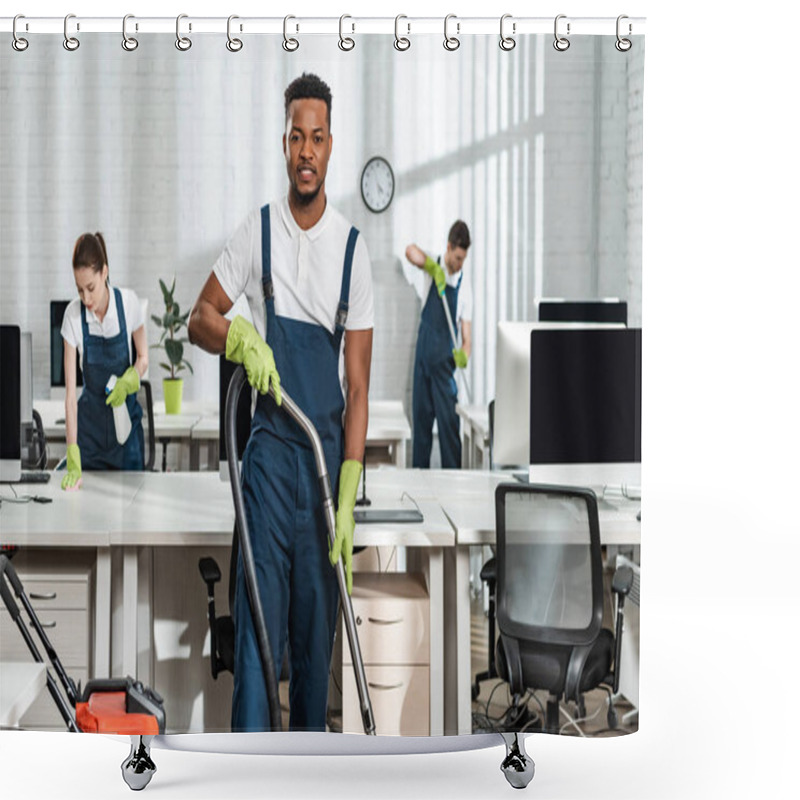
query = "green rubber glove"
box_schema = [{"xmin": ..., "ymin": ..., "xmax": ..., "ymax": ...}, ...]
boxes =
[
  {"xmin": 330, "ymin": 459, "xmax": 362, "ymax": 595},
  {"xmin": 105, "ymin": 366, "xmax": 140, "ymax": 408},
  {"xmin": 423, "ymin": 256, "xmax": 447, "ymax": 296},
  {"xmin": 61, "ymin": 443, "xmax": 82, "ymax": 491},
  {"xmin": 226, "ymin": 315, "xmax": 282, "ymax": 405},
  {"xmin": 452, "ymin": 348, "xmax": 468, "ymax": 369}
]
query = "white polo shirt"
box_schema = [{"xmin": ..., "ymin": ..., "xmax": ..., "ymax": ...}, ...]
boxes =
[
  {"xmin": 213, "ymin": 196, "xmax": 374, "ymax": 340},
  {"xmin": 418, "ymin": 252, "xmax": 473, "ymax": 327},
  {"xmin": 60, "ymin": 285, "xmax": 144, "ymax": 371}
]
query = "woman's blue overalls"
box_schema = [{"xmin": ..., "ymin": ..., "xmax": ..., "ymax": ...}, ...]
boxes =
[
  {"xmin": 412, "ymin": 265, "xmax": 462, "ymax": 469},
  {"xmin": 232, "ymin": 204, "xmax": 358, "ymax": 732},
  {"xmin": 78, "ymin": 287, "xmax": 144, "ymax": 470}
]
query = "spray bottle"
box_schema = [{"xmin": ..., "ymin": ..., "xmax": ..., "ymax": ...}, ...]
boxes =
[{"xmin": 105, "ymin": 375, "xmax": 132, "ymax": 445}]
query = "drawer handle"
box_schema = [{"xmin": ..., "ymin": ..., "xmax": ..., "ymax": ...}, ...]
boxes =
[
  {"xmin": 30, "ymin": 592, "xmax": 57, "ymax": 600},
  {"xmin": 367, "ymin": 617, "xmax": 403, "ymax": 625},
  {"xmin": 367, "ymin": 682, "xmax": 404, "ymax": 691},
  {"xmin": 32, "ymin": 621, "xmax": 57, "ymax": 629}
]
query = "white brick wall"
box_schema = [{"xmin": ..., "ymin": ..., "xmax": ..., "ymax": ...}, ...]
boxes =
[{"xmin": 1, "ymin": 33, "xmax": 643, "ymax": 414}]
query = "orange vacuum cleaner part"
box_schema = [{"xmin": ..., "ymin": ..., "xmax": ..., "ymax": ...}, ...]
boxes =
[{"xmin": 76, "ymin": 691, "xmax": 160, "ymax": 735}]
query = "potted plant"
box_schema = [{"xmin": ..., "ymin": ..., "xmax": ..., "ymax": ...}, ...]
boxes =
[{"xmin": 151, "ymin": 276, "xmax": 193, "ymax": 414}]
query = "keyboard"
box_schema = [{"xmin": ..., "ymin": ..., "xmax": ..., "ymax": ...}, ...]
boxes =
[{"xmin": 18, "ymin": 470, "xmax": 52, "ymax": 484}]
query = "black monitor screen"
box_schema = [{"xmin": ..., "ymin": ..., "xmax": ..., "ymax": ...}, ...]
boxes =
[
  {"xmin": 50, "ymin": 301, "xmax": 83, "ymax": 387},
  {"xmin": 538, "ymin": 300, "xmax": 628, "ymax": 326},
  {"xmin": 530, "ymin": 328, "xmax": 641, "ymax": 464},
  {"xmin": 219, "ymin": 356, "xmax": 252, "ymax": 464},
  {"xmin": 0, "ymin": 324, "xmax": 21, "ymax": 462}
]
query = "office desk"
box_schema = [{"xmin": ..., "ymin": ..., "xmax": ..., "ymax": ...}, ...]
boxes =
[
  {"xmin": 0, "ymin": 471, "xmax": 148, "ymax": 680},
  {"xmin": 0, "ymin": 662, "xmax": 47, "ymax": 728},
  {"xmin": 36, "ymin": 400, "xmax": 412, "ymax": 472},
  {"xmin": 437, "ymin": 479, "xmax": 642, "ymax": 735},
  {"xmin": 455, "ymin": 404, "xmax": 491, "ymax": 469},
  {"xmin": 112, "ymin": 471, "xmax": 452, "ymax": 735},
  {"xmin": 190, "ymin": 400, "xmax": 412, "ymax": 470}
]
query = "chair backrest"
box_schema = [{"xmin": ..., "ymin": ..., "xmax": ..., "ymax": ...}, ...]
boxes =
[
  {"xmin": 495, "ymin": 483, "xmax": 603, "ymax": 648},
  {"xmin": 139, "ymin": 379, "xmax": 156, "ymax": 471}
]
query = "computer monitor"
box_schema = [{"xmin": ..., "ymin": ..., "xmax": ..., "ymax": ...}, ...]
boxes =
[
  {"xmin": 0, "ymin": 324, "xmax": 22, "ymax": 482},
  {"xmin": 528, "ymin": 327, "xmax": 642, "ymax": 489},
  {"xmin": 50, "ymin": 300, "xmax": 83, "ymax": 390},
  {"xmin": 537, "ymin": 298, "xmax": 628, "ymax": 326},
  {"xmin": 19, "ymin": 332, "xmax": 36, "ymax": 467},
  {"xmin": 218, "ymin": 355, "xmax": 252, "ymax": 482},
  {"xmin": 493, "ymin": 321, "xmax": 624, "ymax": 469}
]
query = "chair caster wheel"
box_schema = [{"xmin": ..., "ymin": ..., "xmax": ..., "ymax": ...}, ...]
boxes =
[
  {"xmin": 499, "ymin": 732, "xmax": 535, "ymax": 789},
  {"xmin": 121, "ymin": 736, "xmax": 157, "ymax": 791}
]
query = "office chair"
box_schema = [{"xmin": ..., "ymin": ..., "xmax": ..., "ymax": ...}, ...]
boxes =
[
  {"xmin": 493, "ymin": 483, "xmax": 634, "ymax": 734},
  {"xmin": 198, "ymin": 525, "xmax": 290, "ymax": 682},
  {"xmin": 139, "ymin": 380, "xmax": 156, "ymax": 471},
  {"xmin": 22, "ymin": 409, "xmax": 48, "ymax": 470},
  {"xmin": 473, "ymin": 399, "xmax": 497, "ymax": 701}
]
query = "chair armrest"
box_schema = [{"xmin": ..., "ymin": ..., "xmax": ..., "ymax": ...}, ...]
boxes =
[{"xmin": 612, "ymin": 565, "xmax": 634, "ymax": 597}]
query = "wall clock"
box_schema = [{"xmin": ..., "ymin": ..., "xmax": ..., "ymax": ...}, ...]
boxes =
[{"xmin": 360, "ymin": 156, "xmax": 395, "ymax": 213}]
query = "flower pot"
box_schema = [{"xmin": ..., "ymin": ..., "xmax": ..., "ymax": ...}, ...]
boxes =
[{"xmin": 163, "ymin": 378, "xmax": 184, "ymax": 415}]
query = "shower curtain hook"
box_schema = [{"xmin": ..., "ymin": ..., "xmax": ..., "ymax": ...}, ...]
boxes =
[
  {"xmin": 615, "ymin": 15, "xmax": 632, "ymax": 52},
  {"xmin": 12, "ymin": 14, "xmax": 29, "ymax": 52},
  {"xmin": 63, "ymin": 13, "xmax": 80, "ymax": 51},
  {"xmin": 175, "ymin": 14, "xmax": 192, "ymax": 51},
  {"xmin": 553, "ymin": 14, "xmax": 570, "ymax": 51},
  {"xmin": 499, "ymin": 14, "xmax": 516, "ymax": 51},
  {"xmin": 444, "ymin": 14, "xmax": 460, "ymax": 51},
  {"xmin": 122, "ymin": 14, "xmax": 139, "ymax": 51},
  {"xmin": 338, "ymin": 14, "xmax": 355, "ymax": 51},
  {"xmin": 394, "ymin": 15, "xmax": 411, "ymax": 51},
  {"xmin": 226, "ymin": 15, "xmax": 243, "ymax": 52},
  {"xmin": 283, "ymin": 15, "xmax": 299, "ymax": 51}
]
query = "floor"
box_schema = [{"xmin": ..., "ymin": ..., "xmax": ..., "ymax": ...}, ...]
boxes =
[{"xmin": 469, "ymin": 593, "xmax": 638, "ymax": 738}]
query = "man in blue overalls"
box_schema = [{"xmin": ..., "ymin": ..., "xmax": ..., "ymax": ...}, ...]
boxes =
[
  {"xmin": 188, "ymin": 73, "xmax": 374, "ymax": 732},
  {"xmin": 406, "ymin": 221, "xmax": 473, "ymax": 469}
]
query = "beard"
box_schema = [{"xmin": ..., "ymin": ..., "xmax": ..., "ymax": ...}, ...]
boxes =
[{"xmin": 290, "ymin": 180, "xmax": 322, "ymax": 207}]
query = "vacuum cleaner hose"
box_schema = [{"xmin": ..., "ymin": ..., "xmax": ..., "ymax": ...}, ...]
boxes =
[{"xmin": 225, "ymin": 366, "xmax": 283, "ymax": 732}]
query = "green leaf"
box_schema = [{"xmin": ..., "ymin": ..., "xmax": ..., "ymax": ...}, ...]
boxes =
[
  {"xmin": 150, "ymin": 314, "xmax": 163, "ymax": 328},
  {"xmin": 159, "ymin": 362, "xmax": 172, "ymax": 372},
  {"xmin": 165, "ymin": 338, "xmax": 184, "ymax": 365},
  {"xmin": 159, "ymin": 279, "xmax": 171, "ymax": 306},
  {"xmin": 183, "ymin": 360, "xmax": 193, "ymax": 375},
  {"xmin": 172, "ymin": 302, "xmax": 180, "ymax": 319}
]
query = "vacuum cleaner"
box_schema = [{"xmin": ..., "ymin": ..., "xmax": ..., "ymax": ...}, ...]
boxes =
[{"xmin": 222, "ymin": 365, "xmax": 376, "ymax": 737}]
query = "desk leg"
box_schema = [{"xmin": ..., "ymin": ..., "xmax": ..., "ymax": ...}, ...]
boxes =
[
  {"xmin": 189, "ymin": 440, "xmax": 199, "ymax": 471},
  {"xmin": 94, "ymin": 547, "xmax": 111, "ymax": 679},
  {"xmin": 123, "ymin": 546, "xmax": 139, "ymax": 678},
  {"xmin": 395, "ymin": 439, "xmax": 406, "ymax": 468},
  {"xmin": 455, "ymin": 544, "xmax": 472, "ymax": 735},
  {"xmin": 428, "ymin": 547, "xmax": 443, "ymax": 736}
]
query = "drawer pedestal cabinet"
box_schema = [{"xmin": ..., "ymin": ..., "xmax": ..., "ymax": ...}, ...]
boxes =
[
  {"xmin": 342, "ymin": 572, "xmax": 430, "ymax": 736},
  {"xmin": 0, "ymin": 550, "xmax": 94, "ymax": 729}
]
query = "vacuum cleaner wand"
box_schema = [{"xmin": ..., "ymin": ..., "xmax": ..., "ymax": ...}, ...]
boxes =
[
  {"xmin": 226, "ymin": 366, "xmax": 376, "ymax": 735},
  {"xmin": 225, "ymin": 367, "xmax": 283, "ymax": 732}
]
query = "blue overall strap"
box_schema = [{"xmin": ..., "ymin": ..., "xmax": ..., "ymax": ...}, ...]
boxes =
[
  {"xmin": 260, "ymin": 204, "xmax": 274, "ymax": 307},
  {"xmin": 113, "ymin": 288, "xmax": 129, "ymax": 350},
  {"xmin": 334, "ymin": 226, "xmax": 359, "ymax": 348}
]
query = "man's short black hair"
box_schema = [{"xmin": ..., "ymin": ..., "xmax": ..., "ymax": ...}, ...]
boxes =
[
  {"xmin": 448, "ymin": 220, "xmax": 471, "ymax": 251},
  {"xmin": 284, "ymin": 73, "xmax": 332, "ymax": 126}
]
